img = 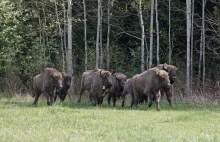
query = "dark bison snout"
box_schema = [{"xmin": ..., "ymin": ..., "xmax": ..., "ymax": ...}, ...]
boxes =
[{"xmin": 170, "ymin": 76, "xmax": 176, "ymax": 84}]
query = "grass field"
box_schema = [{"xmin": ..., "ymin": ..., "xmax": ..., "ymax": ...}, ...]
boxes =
[{"xmin": 0, "ymin": 94, "xmax": 220, "ymax": 142}]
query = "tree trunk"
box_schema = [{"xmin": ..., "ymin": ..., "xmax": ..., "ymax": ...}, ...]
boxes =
[
  {"xmin": 62, "ymin": 0, "xmax": 67, "ymax": 60},
  {"xmin": 168, "ymin": 0, "xmax": 171, "ymax": 64},
  {"xmin": 106, "ymin": 0, "xmax": 113, "ymax": 70},
  {"xmin": 202, "ymin": 0, "xmax": 206, "ymax": 91},
  {"xmin": 155, "ymin": 0, "xmax": 159, "ymax": 65},
  {"xmin": 149, "ymin": 0, "xmax": 154, "ymax": 68},
  {"xmin": 139, "ymin": 0, "xmax": 145, "ymax": 72},
  {"xmin": 37, "ymin": 3, "xmax": 43, "ymax": 72},
  {"xmin": 186, "ymin": 0, "xmax": 191, "ymax": 94},
  {"xmin": 55, "ymin": 1, "xmax": 65, "ymax": 72},
  {"xmin": 197, "ymin": 31, "xmax": 202, "ymax": 86},
  {"xmin": 190, "ymin": 0, "xmax": 194, "ymax": 89},
  {"xmin": 145, "ymin": 36, "xmax": 148, "ymax": 70},
  {"xmin": 67, "ymin": 0, "xmax": 73, "ymax": 98},
  {"xmin": 95, "ymin": 0, "xmax": 101, "ymax": 69},
  {"xmin": 99, "ymin": 0, "xmax": 103, "ymax": 68},
  {"xmin": 83, "ymin": 0, "xmax": 88, "ymax": 71}
]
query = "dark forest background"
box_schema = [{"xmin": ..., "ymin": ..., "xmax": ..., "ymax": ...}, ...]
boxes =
[{"xmin": 0, "ymin": 0, "xmax": 220, "ymax": 100}]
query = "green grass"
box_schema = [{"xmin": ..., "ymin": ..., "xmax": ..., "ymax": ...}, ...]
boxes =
[{"xmin": 0, "ymin": 94, "xmax": 220, "ymax": 142}]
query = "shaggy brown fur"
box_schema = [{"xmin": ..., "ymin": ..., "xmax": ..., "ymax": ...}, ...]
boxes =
[
  {"xmin": 77, "ymin": 69, "xmax": 112, "ymax": 106},
  {"xmin": 107, "ymin": 72, "xmax": 127, "ymax": 107},
  {"xmin": 131, "ymin": 67, "xmax": 170, "ymax": 111},
  {"xmin": 32, "ymin": 68, "xmax": 63, "ymax": 106}
]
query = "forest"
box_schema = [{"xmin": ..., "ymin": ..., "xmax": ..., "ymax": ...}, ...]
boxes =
[{"xmin": 0, "ymin": 0, "xmax": 220, "ymax": 101}]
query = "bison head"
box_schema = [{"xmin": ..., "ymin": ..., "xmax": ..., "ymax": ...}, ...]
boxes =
[
  {"xmin": 99, "ymin": 70, "xmax": 112, "ymax": 90},
  {"xmin": 52, "ymin": 72, "xmax": 63, "ymax": 89},
  {"xmin": 163, "ymin": 63, "xmax": 177, "ymax": 84},
  {"xmin": 157, "ymin": 70, "xmax": 171, "ymax": 89},
  {"xmin": 114, "ymin": 73, "xmax": 127, "ymax": 91},
  {"xmin": 62, "ymin": 72, "xmax": 72, "ymax": 88}
]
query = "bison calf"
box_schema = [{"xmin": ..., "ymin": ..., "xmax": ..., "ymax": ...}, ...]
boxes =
[
  {"xmin": 32, "ymin": 68, "xmax": 63, "ymax": 106},
  {"xmin": 107, "ymin": 72, "xmax": 127, "ymax": 107},
  {"xmin": 55, "ymin": 72, "xmax": 72, "ymax": 102}
]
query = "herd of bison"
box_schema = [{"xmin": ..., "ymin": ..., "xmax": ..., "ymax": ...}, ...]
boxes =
[{"xmin": 31, "ymin": 63, "xmax": 177, "ymax": 111}]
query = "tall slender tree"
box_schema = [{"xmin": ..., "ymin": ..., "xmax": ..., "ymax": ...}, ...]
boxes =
[
  {"xmin": 106, "ymin": 0, "xmax": 113, "ymax": 70},
  {"xmin": 139, "ymin": 0, "xmax": 145, "ymax": 72},
  {"xmin": 190, "ymin": 0, "xmax": 194, "ymax": 88},
  {"xmin": 186, "ymin": 0, "xmax": 192, "ymax": 94},
  {"xmin": 197, "ymin": 31, "xmax": 202, "ymax": 86},
  {"xmin": 95, "ymin": 0, "xmax": 101, "ymax": 69},
  {"xmin": 83, "ymin": 0, "xmax": 88, "ymax": 71},
  {"xmin": 149, "ymin": 0, "xmax": 154, "ymax": 68},
  {"xmin": 168, "ymin": 0, "xmax": 171, "ymax": 64},
  {"xmin": 67, "ymin": 0, "xmax": 73, "ymax": 97},
  {"xmin": 155, "ymin": 0, "xmax": 160, "ymax": 65},
  {"xmin": 202, "ymin": 0, "xmax": 206, "ymax": 91},
  {"xmin": 99, "ymin": 0, "xmax": 103, "ymax": 68},
  {"xmin": 55, "ymin": 1, "xmax": 65, "ymax": 72}
]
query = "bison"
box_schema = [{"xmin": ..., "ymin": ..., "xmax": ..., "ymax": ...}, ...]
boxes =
[
  {"xmin": 131, "ymin": 67, "xmax": 171, "ymax": 111},
  {"xmin": 55, "ymin": 72, "xmax": 72, "ymax": 102},
  {"xmin": 107, "ymin": 72, "xmax": 127, "ymax": 107},
  {"xmin": 32, "ymin": 68, "xmax": 63, "ymax": 106},
  {"xmin": 157, "ymin": 63, "xmax": 177, "ymax": 107},
  {"xmin": 77, "ymin": 69, "xmax": 112, "ymax": 106},
  {"xmin": 121, "ymin": 78, "xmax": 133, "ymax": 107}
]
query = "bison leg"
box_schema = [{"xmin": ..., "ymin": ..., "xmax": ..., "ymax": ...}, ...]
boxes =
[
  {"xmin": 33, "ymin": 92, "xmax": 41, "ymax": 105},
  {"xmin": 121, "ymin": 93, "xmax": 126, "ymax": 107},
  {"xmin": 133, "ymin": 94, "xmax": 139, "ymax": 107},
  {"xmin": 42, "ymin": 90, "xmax": 51, "ymax": 106},
  {"xmin": 112, "ymin": 94, "xmax": 117, "ymax": 108},
  {"xmin": 147, "ymin": 96, "xmax": 153, "ymax": 108},
  {"xmin": 54, "ymin": 92, "xmax": 58, "ymax": 102},
  {"xmin": 165, "ymin": 88, "xmax": 173, "ymax": 108},
  {"xmin": 77, "ymin": 88, "xmax": 85, "ymax": 103},
  {"xmin": 93, "ymin": 95, "xmax": 99, "ymax": 107},
  {"xmin": 155, "ymin": 92, "xmax": 161, "ymax": 111},
  {"xmin": 107, "ymin": 94, "xmax": 111, "ymax": 106},
  {"xmin": 98, "ymin": 96, "xmax": 103, "ymax": 104},
  {"xmin": 130, "ymin": 94, "xmax": 134, "ymax": 108}
]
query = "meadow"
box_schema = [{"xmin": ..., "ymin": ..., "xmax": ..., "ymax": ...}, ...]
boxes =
[{"xmin": 0, "ymin": 94, "xmax": 220, "ymax": 142}]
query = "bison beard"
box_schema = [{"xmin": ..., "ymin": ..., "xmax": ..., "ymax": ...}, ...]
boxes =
[
  {"xmin": 131, "ymin": 67, "xmax": 171, "ymax": 111},
  {"xmin": 32, "ymin": 68, "xmax": 63, "ymax": 106}
]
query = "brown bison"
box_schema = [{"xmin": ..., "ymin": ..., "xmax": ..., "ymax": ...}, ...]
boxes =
[
  {"xmin": 55, "ymin": 72, "xmax": 72, "ymax": 102},
  {"xmin": 131, "ymin": 67, "xmax": 171, "ymax": 111},
  {"xmin": 121, "ymin": 78, "xmax": 133, "ymax": 107},
  {"xmin": 77, "ymin": 69, "xmax": 112, "ymax": 106},
  {"xmin": 157, "ymin": 63, "xmax": 177, "ymax": 107},
  {"xmin": 107, "ymin": 72, "xmax": 127, "ymax": 107},
  {"xmin": 32, "ymin": 68, "xmax": 63, "ymax": 106}
]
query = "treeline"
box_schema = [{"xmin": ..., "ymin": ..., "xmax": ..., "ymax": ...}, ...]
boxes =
[{"xmin": 0, "ymin": 0, "xmax": 220, "ymax": 96}]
